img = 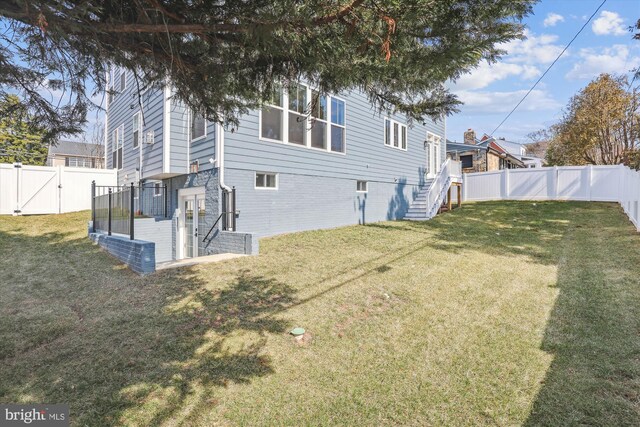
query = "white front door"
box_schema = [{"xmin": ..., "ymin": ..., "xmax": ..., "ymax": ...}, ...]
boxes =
[{"xmin": 178, "ymin": 187, "xmax": 206, "ymax": 259}]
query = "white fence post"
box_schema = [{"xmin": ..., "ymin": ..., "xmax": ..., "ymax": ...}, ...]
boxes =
[
  {"xmin": 14, "ymin": 162, "xmax": 22, "ymax": 216},
  {"xmin": 57, "ymin": 165, "xmax": 63, "ymax": 214},
  {"xmin": 503, "ymin": 169, "xmax": 510, "ymax": 199},
  {"xmin": 587, "ymin": 164, "xmax": 593, "ymax": 202},
  {"xmin": 636, "ymin": 170, "xmax": 640, "ymax": 231},
  {"xmin": 552, "ymin": 166, "xmax": 558, "ymax": 200},
  {"xmin": 462, "ymin": 172, "xmax": 467, "ymax": 202}
]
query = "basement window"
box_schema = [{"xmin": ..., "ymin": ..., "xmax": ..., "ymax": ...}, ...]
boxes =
[{"xmin": 255, "ymin": 172, "xmax": 278, "ymax": 189}]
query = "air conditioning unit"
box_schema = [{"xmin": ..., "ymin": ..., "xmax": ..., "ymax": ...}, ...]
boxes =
[{"xmin": 145, "ymin": 130, "xmax": 155, "ymax": 144}]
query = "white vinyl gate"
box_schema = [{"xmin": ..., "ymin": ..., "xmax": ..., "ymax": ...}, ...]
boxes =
[{"xmin": 0, "ymin": 163, "xmax": 117, "ymax": 215}]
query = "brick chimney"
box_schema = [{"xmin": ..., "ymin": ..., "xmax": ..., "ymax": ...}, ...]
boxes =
[{"xmin": 464, "ymin": 129, "xmax": 476, "ymax": 145}]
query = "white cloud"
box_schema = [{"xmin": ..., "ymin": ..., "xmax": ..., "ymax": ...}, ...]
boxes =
[
  {"xmin": 498, "ymin": 30, "xmax": 565, "ymax": 65},
  {"xmin": 450, "ymin": 30, "xmax": 563, "ymax": 91},
  {"xmin": 453, "ymin": 61, "xmax": 540, "ymax": 91},
  {"xmin": 592, "ymin": 11, "xmax": 627, "ymax": 36},
  {"xmin": 454, "ymin": 89, "xmax": 561, "ymax": 114},
  {"xmin": 544, "ymin": 13, "xmax": 565, "ymax": 27},
  {"xmin": 565, "ymin": 45, "xmax": 640, "ymax": 80}
]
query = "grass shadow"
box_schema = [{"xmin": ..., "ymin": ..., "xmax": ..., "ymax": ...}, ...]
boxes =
[
  {"xmin": 371, "ymin": 200, "xmax": 640, "ymax": 425},
  {"xmin": 0, "ymin": 215, "xmax": 297, "ymax": 425}
]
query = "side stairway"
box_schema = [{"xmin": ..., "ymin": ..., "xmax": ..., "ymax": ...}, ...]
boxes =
[
  {"xmin": 404, "ymin": 158, "xmax": 462, "ymax": 221},
  {"xmin": 404, "ymin": 179, "xmax": 434, "ymax": 220}
]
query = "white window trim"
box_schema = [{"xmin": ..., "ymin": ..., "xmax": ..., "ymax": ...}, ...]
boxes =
[
  {"xmin": 426, "ymin": 131, "xmax": 442, "ymax": 145},
  {"xmin": 190, "ymin": 110, "xmax": 207, "ymax": 143},
  {"xmin": 119, "ymin": 69, "xmax": 126, "ymax": 92},
  {"xmin": 258, "ymin": 84, "xmax": 347, "ymax": 156},
  {"xmin": 356, "ymin": 180, "xmax": 368, "ymax": 193},
  {"xmin": 116, "ymin": 123, "xmax": 124, "ymax": 170},
  {"xmin": 132, "ymin": 111, "xmax": 142, "ymax": 148},
  {"xmin": 254, "ymin": 172, "xmax": 279, "ymax": 190},
  {"xmin": 384, "ymin": 118, "xmax": 408, "ymax": 151}
]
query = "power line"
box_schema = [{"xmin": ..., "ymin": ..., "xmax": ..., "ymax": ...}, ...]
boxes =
[{"xmin": 490, "ymin": 0, "xmax": 608, "ymax": 136}]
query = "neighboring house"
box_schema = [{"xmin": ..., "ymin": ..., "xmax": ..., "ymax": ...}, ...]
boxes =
[
  {"xmin": 102, "ymin": 67, "xmax": 448, "ymax": 262},
  {"xmin": 447, "ymin": 129, "xmax": 524, "ymax": 173},
  {"xmin": 520, "ymin": 155, "xmax": 546, "ymax": 168},
  {"xmin": 47, "ymin": 140, "xmax": 105, "ymax": 168},
  {"xmin": 490, "ymin": 135, "xmax": 546, "ymax": 168}
]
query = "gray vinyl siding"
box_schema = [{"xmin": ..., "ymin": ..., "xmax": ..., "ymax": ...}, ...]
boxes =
[
  {"xmin": 106, "ymin": 68, "xmax": 165, "ymax": 183},
  {"xmin": 224, "ymin": 88, "xmax": 444, "ymax": 185},
  {"xmin": 170, "ymin": 98, "xmax": 215, "ymax": 173},
  {"xmin": 218, "ymin": 87, "xmax": 446, "ymax": 237},
  {"xmin": 140, "ymin": 89, "xmax": 166, "ymax": 178},
  {"xmin": 169, "ymin": 99, "xmax": 189, "ymax": 174},
  {"xmin": 169, "ymin": 100, "xmax": 217, "ymax": 174},
  {"xmin": 190, "ymin": 122, "xmax": 216, "ymax": 170}
]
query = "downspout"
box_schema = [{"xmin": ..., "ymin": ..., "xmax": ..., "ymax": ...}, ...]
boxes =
[
  {"xmin": 104, "ymin": 69, "xmax": 109, "ymax": 168},
  {"xmin": 139, "ymin": 96, "xmax": 143, "ymax": 184},
  {"xmin": 216, "ymin": 122, "xmax": 233, "ymax": 230}
]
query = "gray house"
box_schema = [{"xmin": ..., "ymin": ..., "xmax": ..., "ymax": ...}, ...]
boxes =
[
  {"xmin": 100, "ymin": 67, "xmax": 450, "ymax": 267},
  {"xmin": 47, "ymin": 140, "xmax": 105, "ymax": 168}
]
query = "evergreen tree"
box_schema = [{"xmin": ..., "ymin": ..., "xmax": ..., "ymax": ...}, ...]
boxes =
[
  {"xmin": 1, "ymin": 1, "xmax": 536, "ymax": 141},
  {"xmin": 0, "ymin": 94, "xmax": 48, "ymax": 165}
]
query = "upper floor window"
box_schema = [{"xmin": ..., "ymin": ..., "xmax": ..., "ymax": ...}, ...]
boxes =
[
  {"xmin": 119, "ymin": 70, "xmax": 126, "ymax": 92},
  {"xmin": 112, "ymin": 124, "xmax": 124, "ymax": 170},
  {"xmin": 310, "ymin": 90, "xmax": 327, "ymax": 149},
  {"xmin": 65, "ymin": 157, "xmax": 94, "ymax": 168},
  {"xmin": 191, "ymin": 112, "xmax": 206, "ymax": 142},
  {"xmin": 288, "ymin": 84, "xmax": 307, "ymax": 146},
  {"xmin": 330, "ymin": 97, "xmax": 346, "ymax": 153},
  {"xmin": 132, "ymin": 112, "xmax": 141, "ymax": 148},
  {"xmin": 261, "ymin": 87, "xmax": 284, "ymax": 141},
  {"xmin": 260, "ymin": 84, "xmax": 346, "ymax": 154},
  {"xmin": 384, "ymin": 118, "xmax": 407, "ymax": 150}
]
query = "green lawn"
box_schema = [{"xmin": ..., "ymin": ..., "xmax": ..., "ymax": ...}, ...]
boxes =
[{"xmin": 1, "ymin": 201, "xmax": 639, "ymax": 426}]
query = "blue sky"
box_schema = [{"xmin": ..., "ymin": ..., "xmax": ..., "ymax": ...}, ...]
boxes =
[{"xmin": 446, "ymin": 0, "xmax": 640, "ymax": 144}]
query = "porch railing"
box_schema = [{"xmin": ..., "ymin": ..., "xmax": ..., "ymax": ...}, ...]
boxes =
[
  {"xmin": 425, "ymin": 159, "xmax": 462, "ymax": 219},
  {"xmin": 91, "ymin": 182, "xmax": 169, "ymax": 240}
]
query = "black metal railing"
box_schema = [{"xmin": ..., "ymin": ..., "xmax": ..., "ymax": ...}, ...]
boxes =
[
  {"xmin": 91, "ymin": 181, "xmax": 169, "ymax": 240},
  {"xmin": 203, "ymin": 187, "xmax": 237, "ymax": 241}
]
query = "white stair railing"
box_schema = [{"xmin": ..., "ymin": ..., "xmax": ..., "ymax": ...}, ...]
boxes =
[{"xmin": 424, "ymin": 159, "xmax": 461, "ymax": 219}]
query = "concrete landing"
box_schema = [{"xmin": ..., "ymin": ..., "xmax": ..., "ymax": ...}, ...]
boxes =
[{"xmin": 156, "ymin": 253, "xmax": 246, "ymax": 271}]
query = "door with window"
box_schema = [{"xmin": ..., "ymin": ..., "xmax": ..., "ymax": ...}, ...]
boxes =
[
  {"xmin": 178, "ymin": 188, "xmax": 206, "ymax": 259},
  {"xmin": 426, "ymin": 132, "xmax": 442, "ymax": 179}
]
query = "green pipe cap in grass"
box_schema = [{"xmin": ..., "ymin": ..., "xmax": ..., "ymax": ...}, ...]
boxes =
[{"xmin": 290, "ymin": 327, "xmax": 305, "ymax": 336}]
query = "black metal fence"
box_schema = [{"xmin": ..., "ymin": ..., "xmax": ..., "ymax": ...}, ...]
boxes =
[{"xmin": 91, "ymin": 182, "xmax": 169, "ymax": 240}]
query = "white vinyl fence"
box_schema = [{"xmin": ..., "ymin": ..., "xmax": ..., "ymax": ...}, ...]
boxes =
[
  {"xmin": 0, "ymin": 163, "xmax": 117, "ymax": 215},
  {"xmin": 462, "ymin": 165, "xmax": 640, "ymax": 230}
]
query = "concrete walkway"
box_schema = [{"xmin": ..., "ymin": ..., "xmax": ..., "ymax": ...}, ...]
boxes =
[{"xmin": 156, "ymin": 253, "xmax": 246, "ymax": 271}]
